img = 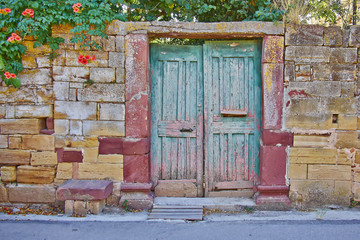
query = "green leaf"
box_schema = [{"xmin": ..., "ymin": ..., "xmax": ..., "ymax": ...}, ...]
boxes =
[
  {"xmin": 12, "ymin": 78, "xmax": 21, "ymax": 89},
  {"xmin": 0, "ymin": 55, "xmax": 4, "ymax": 70}
]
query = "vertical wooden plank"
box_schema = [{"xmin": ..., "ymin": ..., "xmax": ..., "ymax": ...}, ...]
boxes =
[
  {"xmin": 219, "ymin": 57, "xmax": 224, "ymax": 111},
  {"xmin": 185, "ymin": 61, "xmax": 190, "ymax": 121},
  {"xmin": 244, "ymin": 57, "xmax": 249, "ymax": 111},
  {"xmin": 244, "ymin": 133, "xmax": 249, "ymax": 181}
]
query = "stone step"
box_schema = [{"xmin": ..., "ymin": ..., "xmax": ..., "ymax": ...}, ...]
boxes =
[{"xmin": 56, "ymin": 180, "xmax": 113, "ymax": 201}]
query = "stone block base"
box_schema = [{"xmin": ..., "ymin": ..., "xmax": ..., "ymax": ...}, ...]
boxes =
[
  {"xmin": 256, "ymin": 185, "xmax": 291, "ymax": 210},
  {"xmin": 119, "ymin": 183, "xmax": 153, "ymax": 210},
  {"xmin": 154, "ymin": 180, "xmax": 197, "ymax": 197},
  {"xmin": 65, "ymin": 199, "xmax": 105, "ymax": 216}
]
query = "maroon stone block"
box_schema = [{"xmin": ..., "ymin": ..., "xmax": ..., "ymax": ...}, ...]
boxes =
[
  {"xmin": 262, "ymin": 130, "xmax": 293, "ymax": 146},
  {"xmin": 46, "ymin": 118, "xmax": 54, "ymax": 130},
  {"xmin": 260, "ymin": 146, "xmax": 287, "ymax": 186},
  {"xmin": 256, "ymin": 185, "xmax": 290, "ymax": 205},
  {"xmin": 262, "ymin": 36, "xmax": 284, "ymax": 63},
  {"xmin": 262, "ymin": 63, "xmax": 284, "ymax": 130},
  {"xmin": 98, "ymin": 137, "xmax": 150, "ymax": 155},
  {"xmin": 124, "ymin": 154, "xmax": 150, "ymax": 183},
  {"xmin": 40, "ymin": 129, "xmax": 55, "ymax": 135},
  {"xmin": 126, "ymin": 93, "xmax": 150, "ymax": 138},
  {"xmin": 121, "ymin": 183, "xmax": 152, "ymax": 193},
  {"xmin": 57, "ymin": 180, "xmax": 113, "ymax": 201},
  {"xmin": 58, "ymin": 150, "xmax": 83, "ymax": 163}
]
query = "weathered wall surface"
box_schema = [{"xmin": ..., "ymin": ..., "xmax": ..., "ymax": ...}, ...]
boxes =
[{"xmin": 284, "ymin": 24, "xmax": 360, "ymax": 208}]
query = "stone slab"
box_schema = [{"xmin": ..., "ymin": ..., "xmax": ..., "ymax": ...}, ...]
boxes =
[
  {"xmin": 56, "ymin": 180, "xmax": 113, "ymax": 201},
  {"xmin": 8, "ymin": 184, "xmax": 56, "ymax": 203},
  {"xmin": 0, "ymin": 119, "xmax": 45, "ymax": 134},
  {"xmin": 260, "ymin": 146, "xmax": 287, "ymax": 186},
  {"xmin": 124, "ymin": 154, "xmax": 150, "ymax": 183},
  {"xmin": 0, "ymin": 149, "xmax": 31, "ymax": 165},
  {"xmin": 155, "ymin": 180, "xmax": 197, "ymax": 197},
  {"xmin": 261, "ymin": 130, "xmax": 293, "ymax": 146},
  {"xmin": 98, "ymin": 137, "xmax": 150, "ymax": 155},
  {"xmin": 17, "ymin": 166, "xmax": 55, "ymax": 184}
]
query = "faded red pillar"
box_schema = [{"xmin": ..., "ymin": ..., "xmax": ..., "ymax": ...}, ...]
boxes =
[{"xmin": 257, "ymin": 36, "xmax": 292, "ymax": 207}]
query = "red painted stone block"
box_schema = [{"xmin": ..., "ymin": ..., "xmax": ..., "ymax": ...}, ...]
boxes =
[
  {"xmin": 39, "ymin": 129, "xmax": 55, "ymax": 135},
  {"xmin": 260, "ymin": 146, "xmax": 287, "ymax": 186},
  {"xmin": 124, "ymin": 154, "xmax": 150, "ymax": 183},
  {"xmin": 262, "ymin": 130, "xmax": 293, "ymax": 146},
  {"xmin": 121, "ymin": 183, "xmax": 152, "ymax": 193},
  {"xmin": 99, "ymin": 137, "xmax": 150, "ymax": 155},
  {"xmin": 58, "ymin": 150, "xmax": 83, "ymax": 163},
  {"xmin": 262, "ymin": 36, "xmax": 284, "ymax": 64},
  {"xmin": 57, "ymin": 180, "xmax": 113, "ymax": 201},
  {"xmin": 262, "ymin": 63, "xmax": 284, "ymax": 130},
  {"xmin": 126, "ymin": 93, "xmax": 150, "ymax": 138},
  {"xmin": 46, "ymin": 118, "xmax": 54, "ymax": 130}
]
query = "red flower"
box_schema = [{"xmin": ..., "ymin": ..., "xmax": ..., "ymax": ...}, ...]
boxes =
[
  {"xmin": 76, "ymin": 3, "xmax": 82, "ymax": 7},
  {"xmin": 22, "ymin": 9, "xmax": 34, "ymax": 18},
  {"xmin": 15, "ymin": 36, "xmax": 21, "ymax": 41},
  {"xmin": 10, "ymin": 73, "xmax": 16, "ymax": 79},
  {"xmin": 84, "ymin": 55, "xmax": 90, "ymax": 60},
  {"xmin": 7, "ymin": 36, "xmax": 14, "ymax": 42},
  {"xmin": 73, "ymin": 7, "xmax": 79, "ymax": 13},
  {"xmin": 91, "ymin": 55, "xmax": 96, "ymax": 61},
  {"xmin": 4, "ymin": 8, "xmax": 11, "ymax": 13}
]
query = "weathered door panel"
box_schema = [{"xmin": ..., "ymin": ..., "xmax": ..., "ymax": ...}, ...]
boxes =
[
  {"xmin": 150, "ymin": 45, "xmax": 204, "ymax": 196},
  {"xmin": 204, "ymin": 41, "xmax": 262, "ymax": 196}
]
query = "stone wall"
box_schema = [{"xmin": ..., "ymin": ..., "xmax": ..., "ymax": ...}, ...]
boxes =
[{"xmin": 284, "ymin": 24, "xmax": 360, "ymax": 208}]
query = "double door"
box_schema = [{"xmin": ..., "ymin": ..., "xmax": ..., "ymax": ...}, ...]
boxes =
[{"xmin": 150, "ymin": 41, "xmax": 261, "ymax": 197}]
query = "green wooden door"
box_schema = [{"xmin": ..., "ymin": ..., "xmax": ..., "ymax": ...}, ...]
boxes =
[{"xmin": 151, "ymin": 41, "xmax": 261, "ymax": 197}]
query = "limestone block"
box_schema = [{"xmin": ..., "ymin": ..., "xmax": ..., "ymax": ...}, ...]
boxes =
[
  {"xmin": 353, "ymin": 182, "xmax": 360, "ymax": 201},
  {"xmin": 52, "ymin": 66, "xmax": 89, "ymax": 82},
  {"xmin": 155, "ymin": 180, "xmax": 197, "ymax": 197},
  {"xmin": 54, "ymin": 119, "xmax": 69, "ymax": 135},
  {"xmin": 289, "ymin": 148, "xmax": 337, "ymax": 164},
  {"xmin": 22, "ymin": 135, "xmax": 54, "ymax": 151},
  {"xmin": 65, "ymin": 51, "xmax": 108, "ymax": 67},
  {"xmin": 109, "ymin": 52, "xmax": 125, "ymax": 68},
  {"xmin": 330, "ymin": 48, "xmax": 357, "ymax": 63},
  {"xmin": 65, "ymin": 200, "xmax": 74, "ymax": 215},
  {"xmin": 8, "ymin": 184, "xmax": 56, "ymax": 203},
  {"xmin": 334, "ymin": 181, "xmax": 352, "ymax": 204},
  {"xmin": 288, "ymin": 81, "xmax": 341, "ymax": 97},
  {"xmin": 314, "ymin": 64, "xmax": 356, "ymax": 81},
  {"xmin": 0, "ymin": 86, "xmax": 53, "ymax": 104},
  {"xmin": 0, "ymin": 119, "xmax": 45, "ymax": 134},
  {"xmin": 285, "ymin": 46, "xmax": 330, "ymax": 63},
  {"xmin": 0, "ymin": 150, "xmax": 31, "ymax": 165},
  {"xmin": 55, "ymin": 101, "xmax": 96, "ymax": 120},
  {"xmin": 293, "ymin": 135, "xmax": 329, "ymax": 147},
  {"xmin": 74, "ymin": 201, "xmax": 89, "ymax": 216},
  {"xmin": 22, "ymin": 55, "xmax": 37, "ymax": 68},
  {"xmin": 56, "ymin": 163, "xmax": 73, "ymax": 180},
  {"xmin": 78, "ymin": 163, "xmax": 123, "ymax": 181},
  {"xmin": 0, "ymin": 135, "xmax": 8, "ymax": 148},
  {"xmin": 89, "ymin": 200, "xmax": 105, "ymax": 214},
  {"xmin": 69, "ymin": 88, "xmax": 76, "ymax": 101},
  {"xmin": 324, "ymin": 26, "xmax": 343, "ymax": 46},
  {"xmin": 83, "ymin": 120, "xmax": 125, "ymax": 136},
  {"xmin": 5, "ymin": 105, "xmax": 15, "ymax": 119},
  {"xmin": 99, "ymin": 103, "xmax": 125, "ymax": 121},
  {"xmin": 115, "ymin": 36, "xmax": 125, "ymax": 52},
  {"xmin": 22, "ymin": 41, "xmax": 51, "ymax": 55},
  {"xmin": 8, "ymin": 136, "xmax": 21, "ymax": 149},
  {"xmin": 83, "ymin": 147, "xmax": 98, "ymax": 163},
  {"xmin": 18, "ymin": 69, "xmax": 51, "ymax": 85},
  {"xmin": 116, "ymin": 67, "xmax": 125, "ymax": 83},
  {"xmin": 285, "ymin": 24, "xmax": 323, "ymax": 46},
  {"xmin": 1, "ymin": 166, "xmax": 17, "ymax": 182},
  {"xmin": 89, "ymin": 68, "xmax": 115, "ymax": 83},
  {"xmin": 31, "ymin": 152, "xmax": 57, "ymax": 166},
  {"xmin": 349, "ymin": 25, "xmax": 360, "ymax": 47},
  {"xmin": 36, "ymin": 56, "xmax": 51, "ymax": 68},
  {"xmin": 0, "ymin": 105, "xmax": 5, "ymax": 118},
  {"xmin": 53, "ymin": 82, "xmax": 69, "ymax": 101},
  {"xmin": 98, "ymin": 154, "xmax": 123, "ymax": 164},
  {"xmin": 308, "ymin": 165, "xmax": 351, "ymax": 180},
  {"xmin": 78, "ymin": 84, "xmax": 125, "ymax": 102},
  {"xmin": 335, "ymin": 131, "xmax": 360, "ymax": 148},
  {"xmin": 354, "ymin": 172, "xmax": 360, "ymax": 182},
  {"xmin": 70, "ymin": 120, "xmax": 83, "ymax": 136},
  {"xmin": 91, "ymin": 36, "xmax": 116, "ymax": 52},
  {"xmin": 295, "ymin": 64, "xmax": 311, "ymax": 81},
  {"xmin": 325, "ymin": 97, "xmax": 357, "ymax": 115},
  {"xmin": 52, "ymin": 50, "xmax": 66, "ymax": 66},
  {"xmin": 341, "ymin": 82, "xmax": 356, "ymax": 97},
  {"xmin": 17, "ymin": 166, "xmax": 56, "ymax": 184},
  {"xmin": 15, "ymin": 105, "xmax": 52, "ymax": 118},
  {"xmin": 337, "ymin": 115, "xmax": 357, "ymax": 130},
  {"xmin": 288, "ymin": 164, "xmax": 307, "ymax": 180},
  {"xmin": 0, "ymin": 183, "xmax": 7, "ymax": 202}
]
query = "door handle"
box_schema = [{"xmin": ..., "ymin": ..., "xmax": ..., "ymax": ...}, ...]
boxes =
[{"xmin": 180, "ymin": 128, "xmax": 193, "ymax": 132}]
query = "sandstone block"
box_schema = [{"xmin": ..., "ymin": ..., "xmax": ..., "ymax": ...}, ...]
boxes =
[
  {"xmin": 115, "ymin": 36, "xmax": 125, "ymax": 52},
  {"xmin": 293, "ymin": 135, "xmax": 329, "ymax": 147},
  {"xmin": 83, "ymin": 147, "xmax": 98, "ymax": 163},
  {"xmin": 285, "ymin": 63, "xmax": 295, "ymax": 82},
  {"xmin": 295, "ymin": 64, "xmax": 311, "ymax": 81},
  {"xmin": 91, "ymin": 36, "xmax": 116, "ymax": 52},
  {"xmin": 52, "ymin": 66, "xmax": 89, "ymax": 82},
  {"xmin": 54, "ymin": 119, "xmax": 69, "ymax": 135},
  {"xmin": 18, "ymin": 69, "xmax": 51, "ymax": 85},
  {"xmin": 70, "ymin": 120, "xmax": 83, "ymax": 136},
  {"xmin": 288, "ymin": 164, "xmax": 307, "ymax": 179},
  {"xmin": 22, "ymin": 55, "xmax": 37, "ymax": 68},
  {"xmin": 8, "ymin": 184, "xmax": 56, "ymax": 203},
  {"xmin": 53, "ymin": 82, "xmax": 69, "ymax": 101},
  {"xmin": 0, "ymin": 183, "xmax": 7, "ymax": 202},
  {"xmin": 289, "ymin": 148, "xmax": 337, "ymax": 164},
  {"xmin": 22, "ymin": 135, "xmax": 54, "ymax": 151},
  {"xmin": 312, "ymin": 63, "xmax": 357, "ymax": 81},
  {"xmin": 109, "ymin": 52, "xmax": 125, "ymax": 68},
  {"xmin": 308, "ymin": 165, "xmax": 351, "ymax": 180},
  {"xmin": 83, "ymin": 120, "xmax": 125, "ymax": 137},
  {"xmin": 155, "ymin": 180, "xmax": 197, "ymax": 197},
  {"xmin": 285, "ymin": 24, "xmax": 323, "ymax": 46},
  {"xmin": 285, "ymin": 46, "xmax": 330, "ymax": 63},
  {"xmin": 89, "ymin": 200, "xmax": 105, "ymax": 214},
  {"xmin": 0, "ymin": 86, "xmax": 53, "ymax": 104},
  {"xmin": 56, "ymin": 163, "xmax": 73, "ymax": 180},
  {"xmin": 99, "ymin": 103, "xmax": 125, "ymax": 121},
  {"xmin": 78, "ymin": 84, "xmax": 125, "ymax": 102},
  {"xmin": 349, "ymin": 25, "xmax": 360, "ymax": 47},
  {"xmin": 64, "ymin": 136, "xmax": 99, "ymax": 148},
  {"xmin": 0, "ymin": 135, "xmax": 7, "ymax": 148},
  {"xmin": 288, "ymin": 81, "xmax": 341, "ymax": 97},
  {"xmin": 15, "ymin": 105, "xmax": 52, "ymax": 118},
  {"xmin": 90, "ymin": 68, "xmax": 115, "ymax": 83},
  {"xmin": 31, "ymin": 152, "xmax": 57, "ymax": 166},
  {"xmin": 354, "ymin": 172, "xmax": 360, "ymax": 182},
  {"xmin": 0, "ymin": 150, "xmax": 31, "ymax": 165},
  {"xmin": 341, "ymin": 82, "xmax": 356, "ymax": 97},
  {"xmin": 74, "ymin": 201, "xmax": 88, "ymax": 216},
  {"xmin": 64, "ymin": 200, "xmax": 74, "ymax": 215},
  {"xmin": 330, "ymin": 48, "xmax": 357, "ymax": 63},
  {"xmin": 334, "ymin": 180, "xmax": 352, "ymax": 204},
  {"xmin": 23, "ymin": 41, "xmax": 51, "ymax": 55},
  {"xmin": 65, "ymin": 51, "xmax": 108, "ymax": 67},
  {"xmin": 335, "ymin": 131, "xmax": 360, "ymax": 148},
  {"xmin": 0, "ymin": 119, "xmax": 45, "ymax": 134},
  {"xmin": 78, "ymin": 163, "xmax": 123, "ymax": 181},
  {"xmin": 98, "ymin": 154, "xmax": 123, "ymax": 164},
  {"xmin": 326, "ymin": 97, "xmax": 357, "ymax": 114},
  {"xmin": 337, "ymin": 115, "xmax": 357, "ymax": 130},
  {"xmin": 324, "ymin": 26, "xmax": 342, "ymax": 46},
  {"xmin": 116, "ymin": 67, "xmax": 125, "ymax": 83},
  {"xmin": 55, "ymin": 101, "xmax": 96, "ymax": 120},
  {"xmin": 17, "ymin": 166, "xmax": 56, "ymax": 184},
  {"xmin": 353, "ymin": 182, "xmax": 360, "ymax": 201},
  {"xmin": 1, "ymin": 166, "xmax": 16, "ymax": 182}
]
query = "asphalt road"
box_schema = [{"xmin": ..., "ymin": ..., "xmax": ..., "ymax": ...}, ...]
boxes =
[{"xmin": 1, "ymin": 220, "xmax": 360, "ymax": 240}]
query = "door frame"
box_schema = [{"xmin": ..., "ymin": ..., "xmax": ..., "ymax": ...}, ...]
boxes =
[{"xmin": 123, "ymin": 22, "xmax": 290, "ymax": 204}]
